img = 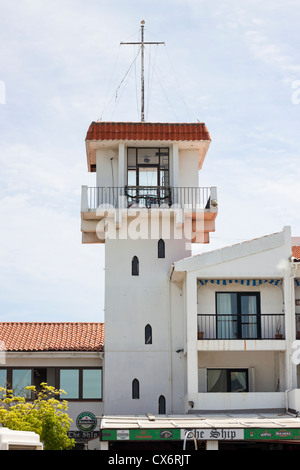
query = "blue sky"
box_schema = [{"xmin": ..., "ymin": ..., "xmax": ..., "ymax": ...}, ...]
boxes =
[{"xmin": 0, "ymin": 0, "xmax": 300, "ymax": 322}]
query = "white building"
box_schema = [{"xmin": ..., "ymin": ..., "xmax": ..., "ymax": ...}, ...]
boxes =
[
  {"xmin": 0, "ymin": 322, "xmax": 104, "ymax": 450},
  {"xmin": 1, "ymin": 118, "xmax": 300, "ymax": 450},
  {"xmin": 81, "ymin": 120, "xmax": 300, "ymax": 450},
  {"xmin": 171, "ymin": 226, "xmax": 300, "ymax": 413}
]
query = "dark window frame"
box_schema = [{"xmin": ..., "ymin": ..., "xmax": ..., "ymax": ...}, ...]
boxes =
[
  {"xmin": 215, "ymin": 291, "xmax": 261, "ymax": 339},
  {"xmin": 207, "ymin": 368, "xmax": 249, "ymax": 392},
  {"xmin": 127, "ymin": 147, "xmax": 169, "ymax": 187},
  {"xmin": 57, "ymin": 367, "xmax": 103, "ymax": 401}
]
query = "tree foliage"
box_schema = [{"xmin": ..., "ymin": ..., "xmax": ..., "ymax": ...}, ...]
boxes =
[{"xmin": 0, "ymin": 383, "xmax": 75, "ymax": 450}]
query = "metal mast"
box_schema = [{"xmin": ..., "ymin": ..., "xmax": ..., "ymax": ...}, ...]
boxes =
[{"xmin": 121, "ymin": 21, "xmax": 164, "ymax": 122}]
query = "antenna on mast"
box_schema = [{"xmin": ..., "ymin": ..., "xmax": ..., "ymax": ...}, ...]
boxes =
[{"xmin": 120, "ymin": 21, "xmax": 165, "ymax": 122}]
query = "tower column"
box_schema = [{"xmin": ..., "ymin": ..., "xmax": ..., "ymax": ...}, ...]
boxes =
[
  {"xmin": 185, "ymin": 272, "xmax": 198, "ymax": 406},
  {"xmin": 118, "ymin": 143, "xmax": 125, "ymax": 189}
]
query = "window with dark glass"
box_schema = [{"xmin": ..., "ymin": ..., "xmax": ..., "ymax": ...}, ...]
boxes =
[
  {"xmin": 132, "ymin": 379, "xmax": 140, "ymax": 399},
  {"xmin": 34, "ymin": 368, "xmax": 47, "ymax": 391},
  {"xmin": 127, "ymin": 148, "xmax": 170, "ymax": 207},
  {"xmin": 145, "ymin": 324, "xmax": 152, "ymax": 344},
  {"xmin": 207, "ymin": 369, "xmax": 249, "ymax": 393},
  {"xmin": 216, "ymin": 292, "xmax": 261, "ymax": 339},
  {"xmin": 158, "ymin": 395, "xmax": 166, "ymax": 414},
  {"xmin": 127, "ymin": 148, "xmax": 169, "ymax": 187},
  {"xmin": 132, "ymin": 256, "xmax": 139, "ymax": 276},
  {"xmin": 158, "ymin": 239, "xmax": 165, "ymax": 258}
]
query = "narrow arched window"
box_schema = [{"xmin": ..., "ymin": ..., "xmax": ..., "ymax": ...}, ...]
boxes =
[
  {"xmin": 158, "ymin": 239, "xmax": 165, "ymax": 258},
  {"xmin": 145, "ymin": 324, "xmax": 152, "ymax": 344},
  {"xmin": 132, "ymin": 256, "xmax": 139, "ymax": 276},
  {"xmin": 132, "ymin": 379, "xmax": 140, "ymax": 399},
  {"xmin": 158, "ymin": 395, "xmax": 166, "ymax": 414}
]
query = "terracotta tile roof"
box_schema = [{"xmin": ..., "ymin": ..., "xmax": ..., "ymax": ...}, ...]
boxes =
[
  {"xmin": 86, "ymin": 121, "xmax": 211, "ymax": 142},
  {"xmin": 0, "ymin": 322, "xmax": 104, "ymax": 352},
  {"xmin": 292, "ymin": 246, "xmax": 300, "ymax": 260}
]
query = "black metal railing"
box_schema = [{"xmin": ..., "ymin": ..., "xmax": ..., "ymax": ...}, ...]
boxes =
[
  {"xmin": 84, "ymin": 186, "xmax": 214, "ymax": 211},
  {"xmin": 197, "ymin": 314, "xmax": 285, "ymax": 340},
  {"xmin": 126, "ymin": 186, "xmax": 172, "ymax": 207}
]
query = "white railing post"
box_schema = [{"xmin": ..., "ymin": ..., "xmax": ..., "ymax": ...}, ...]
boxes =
[
  {"xmin": 210, "ymin": 186, "xmax": 218, "ymax": 209},
  {"xmin": 81, "ymin": 185, "xmax": 89, "ymax": 212}
]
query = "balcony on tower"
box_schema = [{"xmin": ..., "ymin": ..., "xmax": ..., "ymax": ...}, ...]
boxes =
[{"xmin": 81, "ymin": 121, "xmax": 218, "ymax": 244}]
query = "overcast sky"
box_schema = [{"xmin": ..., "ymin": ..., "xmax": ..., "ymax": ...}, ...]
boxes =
[{"xmin": 0, "ymin": 0, "xmax": 300, "ymax": 322}]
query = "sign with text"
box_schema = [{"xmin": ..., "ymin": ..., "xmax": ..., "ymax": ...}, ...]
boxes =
[
  {"xmin": 181, "ymin": 428, "xmax": 244, "ymax": 441},
  {"xmin": 101, "ymin": 427, "xmax": 300, "ymax": 442}
]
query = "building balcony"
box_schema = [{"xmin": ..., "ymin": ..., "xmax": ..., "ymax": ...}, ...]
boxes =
[
  {"xmin": 81, "ymin": 185, "xmax": 217, "ymax": 211},
  {"xmin": 81, "ymin": 185, "xmax": 218, "ymax": 244},
  {"xmin": 197, "ymin": 313, "xmax": 286, "ymax": 351},
  {"xmin": 185, "ymin": 391, "xmax": 287, "ymax": 414}
]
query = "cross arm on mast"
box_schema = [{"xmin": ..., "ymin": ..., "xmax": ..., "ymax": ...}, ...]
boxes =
[
  {"xmin": 120, "ymin": 21, "xmax": 165, "ymax": 122},
  {"xmin": 120, "ymin": 42, "xmax": 165, "ymax": 45}
]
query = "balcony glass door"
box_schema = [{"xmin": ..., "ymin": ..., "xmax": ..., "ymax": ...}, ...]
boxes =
[
  {"xmin": 240, "ymin": 293, "xmax": 260, "ymax": 339},
  {"xmin": 216, "ymin": 293, "xmax": 238, "ymax": 339},
  {"xmin": 127, "ymin": 147, "xmax": 170, "ymax": 207},
  {"xmin": 138, "ymin": 167, "xmax": 159, "ymax": 187},
  {"xmin": 216, "ymin": 292, "xmax": 261, "ymax": 339}
]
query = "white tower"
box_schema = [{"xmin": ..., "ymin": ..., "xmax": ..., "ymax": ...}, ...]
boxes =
[{"xmin": 81, "ymin": 121, "xmax": 218, "ymax": 415}]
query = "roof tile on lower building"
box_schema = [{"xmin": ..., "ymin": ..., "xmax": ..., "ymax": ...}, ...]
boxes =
[
  {"xmin": 292, "ymin": 246, "xmax": 300, "ymax": 260},
  {"xmin": 0, "ymin": 322, "xmax": 104, "ymax": 352}
]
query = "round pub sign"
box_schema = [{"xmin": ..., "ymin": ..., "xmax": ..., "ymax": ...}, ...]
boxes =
[{"xmin": 76, "ymin": 412, "xmax": 97, "ymax": 432}]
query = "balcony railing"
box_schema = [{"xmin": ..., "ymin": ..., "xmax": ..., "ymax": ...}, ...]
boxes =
[
  {"xmin": 83, "ymin": 186, "xmax": 217, "ymax": 211},
  {"xmin": 197, "ymin": 314, "xmax": 285, "ymax": 340}
]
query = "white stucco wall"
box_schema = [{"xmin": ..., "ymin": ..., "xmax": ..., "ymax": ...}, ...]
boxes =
[
  {"xmin": 96, "ymin": 148, "xmax": 119, "ymax": 188},
  {"xmin": 178, "ymin": 149, "xmax": 199, "ymax": 187},
  {"xmin": 103, "ymin": 215, "xmax": 190, "ymax": 415}
]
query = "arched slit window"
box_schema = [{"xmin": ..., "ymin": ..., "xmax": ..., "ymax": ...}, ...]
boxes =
[
  {"xmin": 132, "ymin": 256, "xmax": 139, "ymax": 276},
  {"xmin": 132, "ymin": 379, "xmax": 140, "ymax": 399},
  {"xmin": 158, "ymin": 395, "xmax": 166, "ymax": 414},
  {"xmin": 158, "ymin": 239, "xmax": 165, "ymax": 258},
  {"xmin": 145, "ymin": 324, "xmax": 152, "ymax": 344}
]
